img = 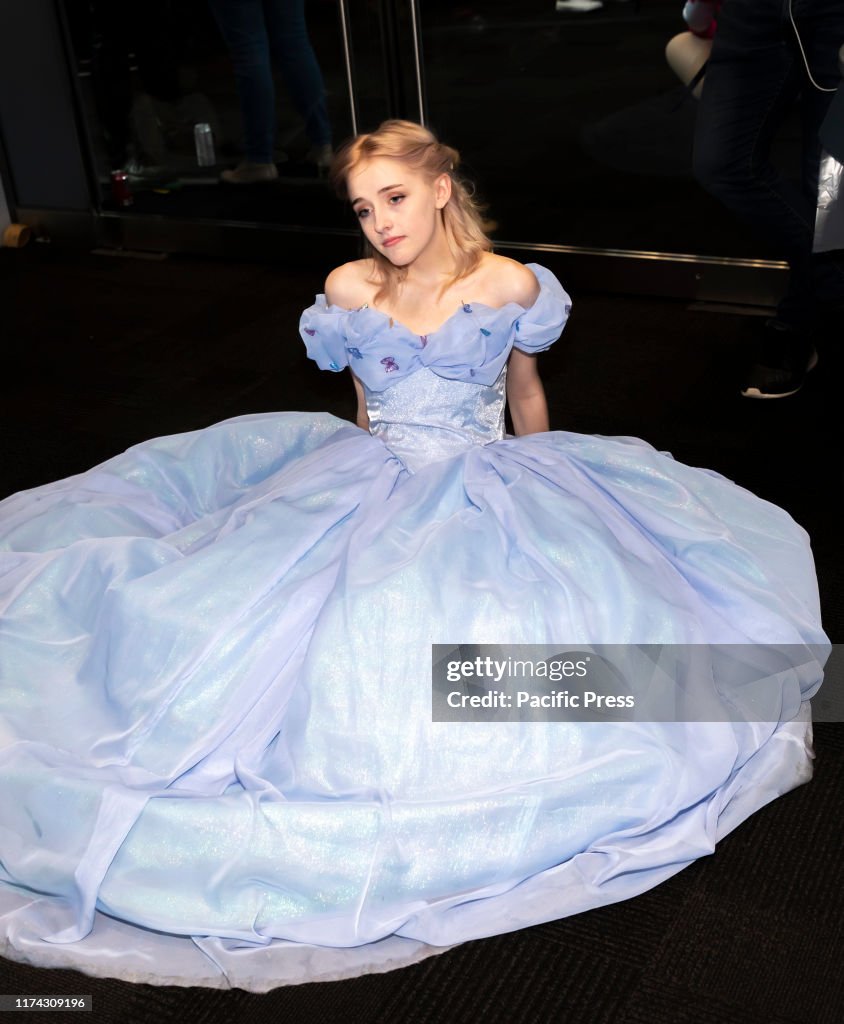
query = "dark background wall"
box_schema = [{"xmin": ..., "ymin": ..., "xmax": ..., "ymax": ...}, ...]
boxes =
[{"xmin": 0, "ymin": 0, "xmax": 90, "ymax": 212}]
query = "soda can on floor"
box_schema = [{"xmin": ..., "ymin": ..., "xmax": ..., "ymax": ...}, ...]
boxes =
[
  {"xmin": 194, "ymin": 123, "xmax": 216, "ymax": 167},
  {"xmin": 110, "ymin": 170, "xmax": 133, "ymax": 207}
]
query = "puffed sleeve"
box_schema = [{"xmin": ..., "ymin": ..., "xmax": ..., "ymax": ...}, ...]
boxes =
[
  {"xmin": 512, "ymin": 264, "xmax": 573, "ymax": 354},
  {"xmin": 299, "ymin": 296, "xmax": 350, "ymax": 372}
]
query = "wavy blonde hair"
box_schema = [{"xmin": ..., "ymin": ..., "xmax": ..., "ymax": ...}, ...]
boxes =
[{"xmin": 329, "ymin": 120, "xmax": 492, "ymax": 305}]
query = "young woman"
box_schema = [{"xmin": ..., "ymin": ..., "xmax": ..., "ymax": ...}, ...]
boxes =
[
  {"xmin": 324, "ymin": 123, "xmax": 548, "ymax": 437},
  {"xmin": 0, "ymin": 120, "xmax": 828, "ymax": 991}
]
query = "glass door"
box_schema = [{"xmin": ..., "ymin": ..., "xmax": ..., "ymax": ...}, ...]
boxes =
[
  {"xmin": 57, "ymin": 0, "xmax": 425, "ymax": 234},
  {"xmin": 416, "ymin": 0, "xmax": 796, "ymax": 300},
  {"xmin": 36, "ymin": 0, "xmax": 799, "ymax": 301}
]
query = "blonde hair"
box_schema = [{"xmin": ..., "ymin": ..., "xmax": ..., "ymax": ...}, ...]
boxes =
[{"xmin": 329, "ymin": 120, "xmax": 492, "ymax": 305}]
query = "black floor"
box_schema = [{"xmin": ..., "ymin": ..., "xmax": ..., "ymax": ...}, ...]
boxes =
[{"xmin": 0, "ymin": 245, "xmax": 841, "ymax": 1023}]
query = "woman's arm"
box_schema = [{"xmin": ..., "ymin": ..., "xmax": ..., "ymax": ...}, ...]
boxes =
[
  {"xmin": 507, "ymin": 348, "xmax": 549, "ymax": 435},
  {"xmin": 494, "ymin": 259, "xmax": 548, "ymax": 435},
  {"xmin": 324, "ymin": 262, "xmax": 371, "ymax": 431}
]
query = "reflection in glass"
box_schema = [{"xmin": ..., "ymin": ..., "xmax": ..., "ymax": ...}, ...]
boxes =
[
  {"xmin": 419, "ymin": 0, "xmax": 802, "ymax": 259},
  {"xmin": 61, "ymin": 0, "xmax": 356, "ymax": 226},
  {"xmin": 209, "ymin": 0, "xmax": 333, "ymax": 183},
  {"xmin": 57, "ymin": 0, "xmax": 811, "ymax": 262}
]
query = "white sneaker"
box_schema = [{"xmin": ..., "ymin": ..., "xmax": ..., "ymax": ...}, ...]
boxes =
[
  {"xmin": 555, "ymin": 1, "xmax": 604, "ymax": 11},
  {"xmin": 220, "ymin": 162, "xmax": 278, "ymax": 185}
]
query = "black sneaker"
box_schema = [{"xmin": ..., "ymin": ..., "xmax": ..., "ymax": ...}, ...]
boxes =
[{"xmin": 740, "ymin": 320, "xmax": 818, "ymax": 399}]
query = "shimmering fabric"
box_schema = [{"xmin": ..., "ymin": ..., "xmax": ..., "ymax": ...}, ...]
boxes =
[
  {"xmin": 0, "ymin": 265, "xmax": 829, "ymax": 991},
  {"xmin": 366, "ymin": 366, "xmax": 507, "ymax": 472}
]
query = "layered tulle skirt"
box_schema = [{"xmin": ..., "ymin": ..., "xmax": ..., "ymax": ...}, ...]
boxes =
[{"xmin": 0, "ymin": 413, "xmax": 828, "ymax": 989}]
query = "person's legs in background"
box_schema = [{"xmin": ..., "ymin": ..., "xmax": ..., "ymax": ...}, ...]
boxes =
[
  {"xmin": 209, "ymin": 0, "xmax": 279, "ymax": 182},
  {"xmin": 264, "ymin": 0, "xmax": 333, "ymax": 168},
  {"xmin": 693, "ymin": 0, "xmax": 844, "ymax": 397}
]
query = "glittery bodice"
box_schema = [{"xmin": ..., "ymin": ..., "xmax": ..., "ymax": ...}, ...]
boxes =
[
  {"xmin": 365, "ymin": 364, "xmax": 508, "ymax": 471},
  {"xmin": 299, "ymin": 263, "xmax": 574, "ymax": 471}
]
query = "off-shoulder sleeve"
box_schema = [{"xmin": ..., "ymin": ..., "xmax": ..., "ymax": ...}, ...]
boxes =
[
  {"xmin": 512, "ymin": 264, "xmax": 572, "ymax": 354},
  {"xmin": 299, "ymin": 296, "xmax": 350, "ymax": 372}
]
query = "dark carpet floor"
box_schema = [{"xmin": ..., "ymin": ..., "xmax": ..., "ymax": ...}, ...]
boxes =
[{"xmin": 0, "ymin": 245, "xmax": 841, "ymax": 1023}]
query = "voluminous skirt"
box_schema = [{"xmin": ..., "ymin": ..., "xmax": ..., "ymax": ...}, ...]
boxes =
[{"xmin": 0, "ymin": 412, "xmax": 828, "ymax": 989}]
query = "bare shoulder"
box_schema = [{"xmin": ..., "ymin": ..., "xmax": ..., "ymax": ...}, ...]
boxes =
[
  {"xmin": 479, "ymin": 253, "xmax": 541, "ymax": 309},
  {"xmin": 324, "ymin": 260, "xmax": 379, "ymax": 308}
]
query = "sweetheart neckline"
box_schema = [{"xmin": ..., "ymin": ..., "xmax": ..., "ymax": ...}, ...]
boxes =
[{"xmin": 349, "ymin": 297, "xmax": 526, "ymax": 340}]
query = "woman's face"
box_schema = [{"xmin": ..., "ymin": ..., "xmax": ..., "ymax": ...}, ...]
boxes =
[{"xmin": 346, "ymin": 157, "xmax": 450, "ymax": 267}]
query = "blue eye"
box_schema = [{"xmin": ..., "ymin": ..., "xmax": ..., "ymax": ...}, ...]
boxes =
[
  {"xmin": 355, "ymin": 208, "xmax": 370, "ymax": 220},
  {"xmin": 388, "ymin": 194, "xmax": 405, "ymax": 204}
]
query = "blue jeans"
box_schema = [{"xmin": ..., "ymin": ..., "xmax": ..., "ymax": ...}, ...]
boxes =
[
  {"xmin": 209, "ymin": 0, "xmax": 332, "ymax": 162},
  {"xmin": 693, "ymin": 0, "xmax": 844, "ymax": 326}
]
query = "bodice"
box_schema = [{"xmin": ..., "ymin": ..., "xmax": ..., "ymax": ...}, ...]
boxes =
[
  {"xmin": 299, "ymin": 263, "xmax": 572, "ymax": 471},
  {"xmin": 366, "ymin": 365, "xmax": 508, "ymax": 471}
]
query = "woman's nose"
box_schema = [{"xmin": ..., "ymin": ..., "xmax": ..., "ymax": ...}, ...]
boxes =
[{"xmin": 374, "ymin": 206, "xmax": 392, "ymax": 234}]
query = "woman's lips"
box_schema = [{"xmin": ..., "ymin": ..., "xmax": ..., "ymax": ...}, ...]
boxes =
[{"xmin": 382, "ymin": 236, "xmax": 404, "ymax": 248}]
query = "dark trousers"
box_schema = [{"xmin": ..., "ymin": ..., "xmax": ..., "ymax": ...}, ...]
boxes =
[
  {"xmin": 693, "ymin": 0, "xmax": 844, "ymax": 326},
  {"xmin": 209, "ymin": 0, "xmax": 332, "ymax": 163}
]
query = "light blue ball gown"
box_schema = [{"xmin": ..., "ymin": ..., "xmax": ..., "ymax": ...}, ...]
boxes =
[{"xmin": 0, "ymin": 266, "xmax": 829, "ymax": 990}]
